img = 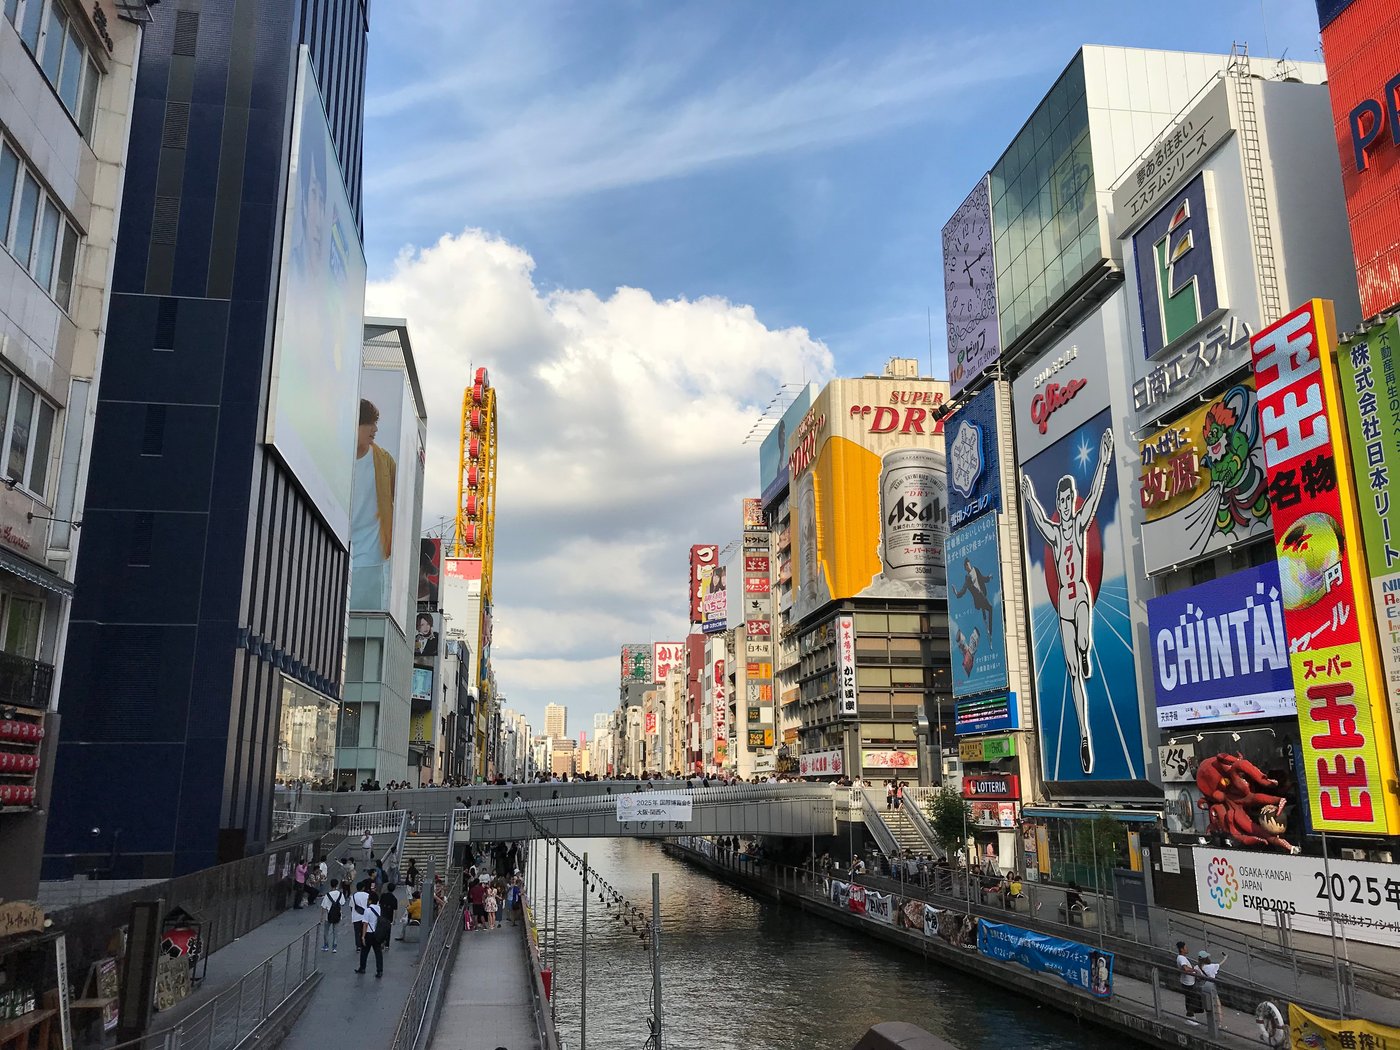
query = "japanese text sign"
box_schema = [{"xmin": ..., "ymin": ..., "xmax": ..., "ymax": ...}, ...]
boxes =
[
  {"xmin": 1338, "ymin": 316, "xmax": 1400, "ymax": 758},
  {"xmin": 837, "ymin": 615, "xmax": 857, "ymax": 717},
  {"xmin": 1250, "ymin": 299, "xmax": 1398, "ymax": 834},
  {"xmin": 653, "ymin": 642, "xmax": 684, "ymax": 684}
]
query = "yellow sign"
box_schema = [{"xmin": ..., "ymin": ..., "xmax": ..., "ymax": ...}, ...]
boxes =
[
  {"xmin": 0, "ymin": 901, "xmax": 44, "ymax": 938},
  {"xmin": 409, "ymin": 711, "xmax": 432, "ymax": 744},
  {"xmin": 790, "ymin": 378, "xmax": 950, "ymax": 621},
  {"xmin": 1289, "ymin": 1003, "xmax": 1400, "ymax": 1048}
]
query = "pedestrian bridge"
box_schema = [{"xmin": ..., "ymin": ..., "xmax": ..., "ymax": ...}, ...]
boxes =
[{"xmin": 450, "ymin": 783, "xmax": 835, "ymax": 843}]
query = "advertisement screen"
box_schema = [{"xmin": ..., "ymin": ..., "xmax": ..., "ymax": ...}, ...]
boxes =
[
  {"xmin": 700, "ymin": 564, "xmax": 728, "ymax": 634},
  {"xmin": 413, "ymin": 611, "xmax": 440, "ymax": 669},
  {"xmin": 689, "ymin": 543, "xmax": 718, "ymax": 624},
  {"xmin": 349, "ymin": 367, "xmax": 417, "ymax": 628},
  {"xmin": 1250, "ymin": 300, "xmax": 1399, "ymax": 834},
  {"xmin": 1137, "ymin": 379, "xmax": 1273, "ymax": 574},
  {"xmin": 791, "ymin": 379, "xmax": 950, "ymax": 622},
  {"xmin": 418, "ymin": 538, "xmax": 441, "ymax": 606},
  {"xmin": 945, "ymin": 383, "xmax": 1005, "ymax": 530},
  {"xmin": 1147, "ymin": 563, "xmax": 1294, "ymax": 728},
  {"xmin": 943, "ymin": 176, "xmax": 1000, "ymax": 396},
  {"xmin": 1321, "ymin": 0, "xmax": 1400, "ymax": 318},
  {"xmin": 1337, "ymin": 316, "xmax": 1400, "ymax": 757},
  {"xmin": 621, "ymin": 643, "xmax": 653, "ymax": 684},
  {"xmin": 758, "ymin": 385, "xmax": 816, "ymax": 505},
  {"xmin": 266, "ymin": 49, "xmax": 367, "ymax": 543},
  {"xmin": 946, "ymin": 513, "xmax": 1007, "ymax": 698},
  {"xmin": 1015, "ymin": 296, "xmax": 1146, "ymax": 789}
]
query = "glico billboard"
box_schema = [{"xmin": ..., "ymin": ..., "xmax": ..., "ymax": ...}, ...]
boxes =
[
  {"xmin": 1319, "ymin": 0, "xmax": 1400, "ymax": 317},
  {"xmin": 789, "ymin": 378, "xmax": 950, "ymax": 622},
  {"xmin": 1249, "ymin": 299, "xmax": 1399, "ymax": 834}
]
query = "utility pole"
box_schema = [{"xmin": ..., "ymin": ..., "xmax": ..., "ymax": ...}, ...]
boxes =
[
  {"xmin": 651, "ymin": 872, "xmax": 664, "ymax": 1050},
  {"xmin": 581, "ymin": 851, "xmax": 589, "ymax": 1050}
]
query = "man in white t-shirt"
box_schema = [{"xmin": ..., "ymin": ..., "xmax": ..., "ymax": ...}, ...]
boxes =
[
  {"xmin": 354, "ymin": 891, "xmax": 383, "ymax": 978},
  {"xmin": 351, "ymin": 883, "xmax": 371, "ymax": 951},
  {"xmin": 1175, "ymin": 940, "xmax": 1202, "ymax": 1025},
  {"xmin": 320, "ymin": 879, "xmax": 346, "ymax": 953},
  {"xmin": 361, "ymin": 831, "xmax": 373, "ymax": 864}
]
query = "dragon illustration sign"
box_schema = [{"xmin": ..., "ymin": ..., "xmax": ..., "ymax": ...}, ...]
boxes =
[{"xmin": 1137, "ymin": 379, "xmax": 1272, "ymax": 574}]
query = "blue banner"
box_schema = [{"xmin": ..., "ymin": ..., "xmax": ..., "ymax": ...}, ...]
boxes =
[
  {"xmin": 946, "ymin": 513, "xmax": 1007, "ymax": 697},
  {"xmin": 1146, "ymin": 561, "xmax": 1295, "ymax": 728},
  {"xmin": 977, "ymin": 920, "xmax": 1113, "ymax": 998},
  {"xmin": 946, "ymin": 384, "xmax": 1002, "ymax": 529}
]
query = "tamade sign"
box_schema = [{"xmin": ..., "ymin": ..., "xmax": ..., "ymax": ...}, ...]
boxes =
[{"xmin": 1249, "ymin": 300, "xmax": 1400, "ymax": 835}]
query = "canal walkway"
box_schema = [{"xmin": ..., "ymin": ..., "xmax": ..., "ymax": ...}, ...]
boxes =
[
  {"xmin": 663, "ymin": 840, "xmax": 1369, "ymax": 1050},
  {"xmin": 430, "ymin": 921, "xmax": 541, "ymax": 1050}
]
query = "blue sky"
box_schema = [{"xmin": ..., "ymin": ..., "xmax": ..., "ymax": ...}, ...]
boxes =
[{"xmin": 359, "ymin": 2, "xmax": 1327, "ymax": 737}]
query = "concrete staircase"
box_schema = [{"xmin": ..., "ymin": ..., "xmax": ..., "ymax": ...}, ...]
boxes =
[
  {"xmin": 400, "ymin": 830, "xmax": 449, "ymax": 875},
  {"xmin": 884, "ymin": 807, "xmax": 933, "ymax": 856}
]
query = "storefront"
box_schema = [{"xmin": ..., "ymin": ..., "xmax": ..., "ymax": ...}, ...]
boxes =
[{"xmin": 962, "ymin": 773, "xmax": 1020, "ymax": 872}]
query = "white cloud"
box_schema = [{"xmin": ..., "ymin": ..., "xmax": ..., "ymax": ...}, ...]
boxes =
[{"xmin": 365, "ymin": 229, "xmax": 833, "ymax": 730}]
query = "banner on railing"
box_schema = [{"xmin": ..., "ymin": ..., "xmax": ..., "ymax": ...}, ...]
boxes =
[
  {"xmin": 865, "ymin": 890, "xmax": 894, "ymax": 924},
  {"xmin": 615, "ymin": 794, "xmax": 693, "ymax": 823},
  {"xmin": 976, "ymin": 920, "xmax": 1113, "ymax": 998},
  {"xmin": 1288, "ymin": 1003, "xmax": 1400, "ymax": 1048},
  {"xmin": 829, "ymin": 879, "xmax": 850, "ymax": 909},
  {"xmin": 848, "ymin": 884, "xmax": 867, "ymax": 915}
]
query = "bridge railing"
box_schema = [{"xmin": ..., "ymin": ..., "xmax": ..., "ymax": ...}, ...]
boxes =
[{"xmin": 453, "ymin": 782, "xmax": 835, "ymax": 828}]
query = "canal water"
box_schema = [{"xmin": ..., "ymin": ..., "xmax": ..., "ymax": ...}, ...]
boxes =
[{"xmin": 529, "ymin": 838, "xmax": 1131, "ymax": 1050}]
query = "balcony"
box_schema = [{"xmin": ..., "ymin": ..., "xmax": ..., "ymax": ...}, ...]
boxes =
[{"xmin": 0, "ymin": 651, "xmax": 54, "ymax": 710}]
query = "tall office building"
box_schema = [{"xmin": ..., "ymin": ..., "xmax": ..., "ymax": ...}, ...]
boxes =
[
  {"xmin": 0, "ymin": 0, "xmax": 154, "ymax": 897},
  {"xmin": 544, "ymin": 702, "xmax": 566, "ymax": 741},
  {"xmin": 45, "ymin": 0, "xmax": 371, "ymax": 878}
]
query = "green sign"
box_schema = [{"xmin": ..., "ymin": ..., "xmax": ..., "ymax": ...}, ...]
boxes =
[
  {"xmin": 1339, "ymin": 316, "xmax": 1400, "ymax": 579},
  {"xmin": 1338, "ymin": 317, "xmax": 1400, "ymax": 746},
  {"xmin": 958, "ymin": 735, "xmax": 1017, "ymax": 763}
]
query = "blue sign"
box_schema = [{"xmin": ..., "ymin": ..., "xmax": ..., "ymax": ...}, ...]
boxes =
[
  {"xmin": 946, "ymin": 384, "xmax": 1002, "ymax": 529},
  {"xmin": 955, "ymin": 692, "xmax": 1018, "ymax": 736},
  {"xmin": 1133, "ymin": 172, "xmax": 1220, "ymax": 358},
  {"xmin": 946, "ymin": 513, "xmax": 1007, "ymax": 698},
  {"xmin": 758, "ymin": 385, "xmax": 816, "ymax": 507},
  {"xmin": 411, "ymin": 667, "xmax": 432, "ymax": 700},
  {"xmin": 1147, "ymin": 562, "xmax": 1294, "ymax": 728},
  {"xmin": 1020, "ymin": 406, "xmax": 1146, "ymax": 785},
  {"xmin": 977, "ymin": 920, "xmax": 1114, "ymax": 998}
]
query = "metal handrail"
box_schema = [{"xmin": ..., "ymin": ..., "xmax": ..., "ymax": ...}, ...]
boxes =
[
  {"xmin": 106, "ymin": 926, "xmax": 319, "ymax": 1050},
  {"xmin": 388, "ymin": 871, "xmax": 464, "ymax": 1050},
  {"xmin": 899, "ymin": 793, "xmax": 941, "ymax": 853},
  {"xmin": 859, "ymin": 791, "xmax": 901, "ymax": 856}
]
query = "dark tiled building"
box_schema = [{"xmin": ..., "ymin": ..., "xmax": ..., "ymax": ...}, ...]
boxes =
[{"xmin": 45, "ymin": 0, "xmax": 370, "ymax": 878}]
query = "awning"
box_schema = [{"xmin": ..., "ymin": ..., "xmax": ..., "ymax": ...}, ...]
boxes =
[
  {"xmin": 0, "ymin": 547, "xmax": 72, "ymax": 597},
  {"xmin": 1021, "ymin": 807, "xmax": 1160, "ymax": 823}
]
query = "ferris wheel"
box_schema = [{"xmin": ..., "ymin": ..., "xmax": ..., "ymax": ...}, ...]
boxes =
[{"xmin": 454, "ymin": 366, "xmax": 497, "ymax": 604}]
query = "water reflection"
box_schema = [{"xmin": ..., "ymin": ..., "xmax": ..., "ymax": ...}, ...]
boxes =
[{"xmin": 532, "ymin": 838, "xmax": 1132, "ymax": 1050}]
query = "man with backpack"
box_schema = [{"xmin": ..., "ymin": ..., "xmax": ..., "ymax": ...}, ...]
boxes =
[
  {"xmin": 354, "ymin": 889, "xmax": 385, "ymax": 978},
  {"xmin": 320, "ymin": 879, "xmax": 346, "ymax": 953},
  {"xmin": 351, "ymin": 880, "xmax": 372, "ymax": 951}
]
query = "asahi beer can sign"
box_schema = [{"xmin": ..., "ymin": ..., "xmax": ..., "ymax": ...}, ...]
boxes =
[{"xmin": 877, "ymin": 449, "xmax": 948, "ymax": 591}]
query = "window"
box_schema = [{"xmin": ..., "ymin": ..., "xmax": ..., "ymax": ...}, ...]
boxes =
[
  {"xmin": 53, "ymin": 221, "xmax": 76, "ymax": 309},
  {"xmin": 13, "ymin": 173, "xmax": 38, "ymax": 267},
  {"xmin": 28, "ymin": 400, "xmax": 51, "ymax": 496},
  {"xmin": 345, "ymin": 638, "xmax": 365, "ymax": 681},
  {"xmin": 7, "ymin": 1, "xmax": 102, "ymax": 133},
  {"xmin": 0, "ymin": 145, "xmax": 17, "ymax": 247},
  {"xmin": 2, "ymin": 595, "xmax": 40, "ymax": 659},
  {"xmin": 38, "ymin": 1, "xmax": 64, "ymax": 82},
  {"xmin": 0, "ymin": 135, "xmax": 83, "ymax": 310},
  {"xmin": 34, "ymin": 198, "xmax": 58, "ymax": 291},
  {"xmin": 0, "ymin": 373, "xmax": 54, "ymax": 498}
]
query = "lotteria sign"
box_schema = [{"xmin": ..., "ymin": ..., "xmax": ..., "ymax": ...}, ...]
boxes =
[
  {"xmin": 1147, "ymin": 562, "xmax": 1295, "ymax": 728},
  {"xmin": 1249, "ymin": 299, "xmax": 1399, "ymax": 835},
  {"xmin": 962, "ymin": 774, "xmax": 1020, "ymax": 799}
]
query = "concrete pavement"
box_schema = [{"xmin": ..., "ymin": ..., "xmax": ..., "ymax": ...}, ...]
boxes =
[{"xmin": 430, "ymin": 921, "xmax": 541, "ymax": 1050}]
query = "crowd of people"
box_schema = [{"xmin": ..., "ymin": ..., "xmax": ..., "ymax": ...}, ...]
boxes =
[{"xmin": 276, "ymin": 770, "xmax": 890, "ymax": 794}]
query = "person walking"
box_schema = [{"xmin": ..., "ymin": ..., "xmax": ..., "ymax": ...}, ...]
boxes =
[
  {"xmin": 320, "ymin": 880, "xmax": 346, "ymax": 953},
  {"xmin": 468, "ymin": 877, "xmax": 487, "ymax": 931},
  {"xmin": 361, "ymin": 830, "xmax": 374, "ymax": 864},
  {"xmin": 885, "ymin": 781, "xmax": 895, "ymax": 810},
  {"xmin": 351, "ymin": 880, "xmax": 372, "ymax": 951},
  {"xmin": 895, "ymin": 781, "xmax": 906, "ymax": 811},
  {"xmin": 379, "ymin": 884, "xmax": 399, "ymax": 952},
  {"xmin": 405, "ymin": 858, "xmax": 419, "ymax": 891},
  {"xmin": 1175, "ymin": 941, "xmax": 1203, "ymax": 1025},
  {"xmin": 354, "ymin": 890, "xmax": 384, "ymax": 978},
  {"xmin": 293, "ymin": 860, "xmax": 308, "ymax": 908},
  {"xmin": 1196, "ymin": 949, "xmax": 1227, "ymax": 1030},
  {"xmin": 484, "ymin": 885, "xmax": 500, "ymax": 930},
  {"xmin": 506, "ymin": 873, "xmax": 522, "ymax": 926},
  {"xmin": 342, "ymin": 856, "xmax": 357, "ymax": 891}
]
